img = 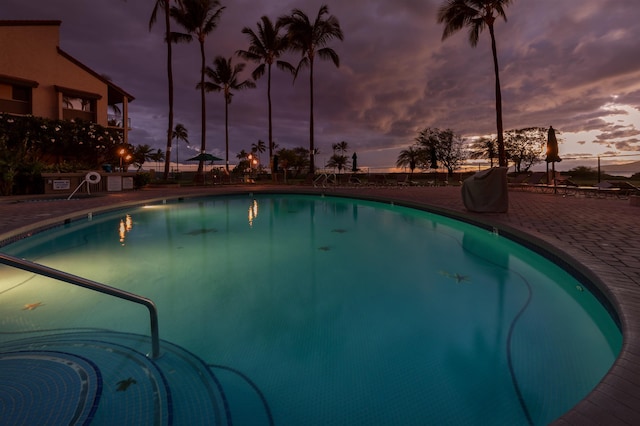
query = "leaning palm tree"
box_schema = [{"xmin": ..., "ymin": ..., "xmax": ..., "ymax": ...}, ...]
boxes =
[
  {"xmin": 149, "ymin": 0, "xmax": 184, "ymax": 180},
  {"xmin": 278, "ymin": 5, "xmax": 344, "ymax": 174},
  {"xmin": 237, "ymin": 16, "xmax": 294, "ymax": 172},
  {"xmin": 170, "ymin": 0, "xmax": 225, "ymax": 176},
  {"xmin": 202, "ymin": 56, "xmax": 256, "ymax": 171},
  {"xmin": 172, "ymin": 123, "xmax": 189, "ymax": 171},
  {"xmin": 437, "ymin": 0, "xmax": 513, "ymax": 167}
]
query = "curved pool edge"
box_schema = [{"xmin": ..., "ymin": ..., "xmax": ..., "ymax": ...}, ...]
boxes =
[{"xmin": 0, "ymin": 185, "xmax": 637, "ymax": 425}]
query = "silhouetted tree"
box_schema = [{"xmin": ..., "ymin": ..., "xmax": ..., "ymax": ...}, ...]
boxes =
[
  {"xmin": 202, "ymin": 56, "xmax": 256, "ymax": 171},
  {"xmin": 237, "ymin": 16, "xmax": 294, "ymax": 171},
  {"xmin": 172, "ymin": 123, "xmax": 189, "ymax": 171},
  {"xmin": 437, "ymin": 0, "xmax": 514, "ymax": 167},
  {"xmin": 279, "ymin": 5, "xmax": 344, "ymax": 173},
  {"xmin": 396, "ymin": 146, "xmax": 423, "ymax": 175},
  {"xmin": 416, "ymin": 127, "xmax": 467, "ymax": 176},
  {"xmin": 171, "ymin": 0, "xmax": 225, "ymax": 175},
  {"xmin": 149, "ymin": 0, "xmax": 184, "ymax": 180}
]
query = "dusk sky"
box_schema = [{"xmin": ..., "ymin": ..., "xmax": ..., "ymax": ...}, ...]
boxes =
[{"xmin": 4, "ymin": 0, "xmax": 640, "ymax": 171}]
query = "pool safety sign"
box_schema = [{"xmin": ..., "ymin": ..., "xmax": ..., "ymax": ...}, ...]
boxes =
[{"xmin": 52, "ymin": 180, "xmax": 71, "ymax": 190}]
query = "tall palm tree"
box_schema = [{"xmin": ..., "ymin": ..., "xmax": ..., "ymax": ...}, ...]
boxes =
[
  {"xmin": 437, "ymin": 0, "xmax": 513, "ymax": 167},
  {"xmin": 172, "ymin": 123, "xmax": 189, "ymax": 171},
  {"xmin": 149, "ymin": 0, "xmax": 183, "ymax": 180},
  {"xmin": 170, "ymin": 0, "xmax": 225, "ymax": 176},
  {"xmin": 202, "ymin": 56, "xmax": 256, "ymax": 171},
  {"xmin": 279, "ymin": 5, "xmax": 343, "ymax": 174},
  {"xmin": 237, "ymin": 16, "xmax": 294, "ymax": 173}
]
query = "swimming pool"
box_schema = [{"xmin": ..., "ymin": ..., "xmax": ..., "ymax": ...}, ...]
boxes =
[{"xmin": 0, "ymin": 193, "xmax": 621, "ymax": 425}]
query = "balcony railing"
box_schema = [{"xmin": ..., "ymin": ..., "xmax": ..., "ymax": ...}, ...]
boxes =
[
  {"xmin": 0, "ymin": 98, "xmax": 31, "ymax": 115},
  {"xmin": 62, "ymin": 108, "xmax": 95, "ymax": 123},
  {"xmin": 108, "ymin": 114, "xmax": 131, "ymax": 129}
]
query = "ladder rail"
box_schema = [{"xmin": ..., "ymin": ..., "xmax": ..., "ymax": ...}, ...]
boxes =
[{"xmin": 0, "ymin": 252, "xmax": 161, "ymax": 359}]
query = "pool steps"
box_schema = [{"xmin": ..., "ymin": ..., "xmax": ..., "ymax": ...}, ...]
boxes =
[{"xmin": 0, "ymin": 331, "xmax": 270, "ymax": 425}]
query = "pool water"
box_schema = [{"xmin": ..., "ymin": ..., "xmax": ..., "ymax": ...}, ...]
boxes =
[{"xmin": 0, "ymin": 194, "xmax": 621, "ymax": 425}]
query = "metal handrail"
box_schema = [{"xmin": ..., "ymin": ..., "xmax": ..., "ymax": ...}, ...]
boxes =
[{"xmin": 0, "ymin": 253, "xmax": 161, "ymax": 359}]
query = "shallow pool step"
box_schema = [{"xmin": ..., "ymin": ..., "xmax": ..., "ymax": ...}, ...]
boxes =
[{"xmin": 0, "ymin": 331, "xmax": 230, "ymax": 425}]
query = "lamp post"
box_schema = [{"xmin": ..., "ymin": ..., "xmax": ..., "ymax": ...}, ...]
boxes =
[
  {"xmin": 119, "ymin": 148, "xmax": 126, "ymax": 172},
  {"xmin": 119, "ymin": 148, "xmax": 131, "ymax": 172}
]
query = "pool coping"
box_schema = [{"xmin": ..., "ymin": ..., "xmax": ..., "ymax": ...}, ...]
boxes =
[{"xmin": 1, "ymin": 185, "xmax": 638, "ymax": 425}]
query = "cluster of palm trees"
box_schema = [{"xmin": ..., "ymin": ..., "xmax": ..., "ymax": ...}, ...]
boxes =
[
  {"xmin": 149, "ymin": 1, "xmax": 343, "ymax": 180},
  {"xmin": 147, "ymin": 0, "xmax": 513, "ymax": 179},
  {"xmin": 326, "ymin": 140, "xmax": 351, "ymax": 173}
]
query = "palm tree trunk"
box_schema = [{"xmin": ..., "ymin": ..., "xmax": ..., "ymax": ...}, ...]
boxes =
[
  {"xmin": 309, "ymin": 59, "xmax": 315, "ymax": 174},
  {"xmin": 163, "ymin": 5, "xmax": 174, "ymax": 181},
  {"xmin": 267, "ymin": 63, "xmax": 273, "ymax": 172},
  {"xmin": 198, "ymin": 39, "xmax": 206, "ymax": 175},
  {"xmin": 225, "ymin": 98, "xmax": 229, "ymax": 171},
  {"xmin": 489, "ymin": 24, "xmax": 506, "ymax": 167}
]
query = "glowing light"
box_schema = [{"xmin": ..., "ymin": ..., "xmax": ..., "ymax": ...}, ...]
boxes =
[
  {"xmin": 118, "ymin": 214, "xmax": 133, "ymax": 244},
  {"xmin": 247, "ymin": 199, "xmax": 259, "ymax": 227}
]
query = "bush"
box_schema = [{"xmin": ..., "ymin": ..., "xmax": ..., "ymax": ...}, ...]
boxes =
[{"xmin": 133, "ymin": 172, "xmax": 151, "ymax": 189}]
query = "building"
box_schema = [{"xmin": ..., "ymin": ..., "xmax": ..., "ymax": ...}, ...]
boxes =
[{"xmin": 0, "ymin": 20, "xmax": 134, "ymax": 146}]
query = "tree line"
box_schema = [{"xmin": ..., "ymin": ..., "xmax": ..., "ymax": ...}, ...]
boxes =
[
  {"xmin": 396, "ymin": 126, "xmax": 554, "ymax": 176},
  {"xmin": 150, "ymin": 1, "xmax": 343, "ymax": 180}
]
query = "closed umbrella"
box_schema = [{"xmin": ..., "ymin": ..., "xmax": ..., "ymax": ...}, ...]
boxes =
[
  {"xmin": 546, "ymin": 126, "xmax": 562, "ymax": 192},
  {"xmin": 351, "ymin": 152, "xmax": 358, "ymax": 172},
  {"xmin": 545, "ymin": 126, "xmax": 561, "ymax": 163}
]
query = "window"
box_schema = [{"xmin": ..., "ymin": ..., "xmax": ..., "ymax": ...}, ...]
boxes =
[{"xmin": 12, "ymin": 85, "xmax": 30, "ymax": 102}]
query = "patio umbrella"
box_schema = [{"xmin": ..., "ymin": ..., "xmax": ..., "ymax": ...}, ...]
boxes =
[
  {"xmin": 546, "ymin": 126, "xmax": 562, "ymax": 192},
  {"xmin": 187, "ymin": 153, "xmax": 223, "ymax": 163},
  {"xmin": 545, "ymin": 126, "xmax": 561, "ymax": 164},
  {"xmin": 351, "ymin": 152, "xmax": 358, "ymax": 172}
]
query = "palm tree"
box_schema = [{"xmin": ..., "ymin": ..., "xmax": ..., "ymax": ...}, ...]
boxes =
[
  {"xmin": 202, "ymin": 56, "xmax": 256, "ymax": 171},
  {"xmin": 468, "ymin": 136, "xmax": 497, "ymax": 167},
  {"xmin": 149, "ymin": 0, "xmax": 183, "ymax": 180},
  {"xmin": 251, "ymin": 139, "xmax": 266, "ymax": 164},
  {"xmin": 170, "ymin": 0, "xmax": 225, "ymax": 176},
  {"xmin": 326, "ymin": 153, "xmax": 348, "ymax": 173},
  {"xmin": 437, "ymin": 0, "xmax": 513, "ymax": 167},
  {"xmin": 133, "ymin": 144, "xmax": 156, "ymax": 171},
  {"xmin": 396, "ymin": 146, "xmax": 422, "ymax": 175},
  {"xmin": 278, "ymin": 5, "xmax": 344, "ymax": 174},
  {"xmin": 172, "ymin": 123, "xmax": 189, "ymax": 171},
  {"xmin": 149, "ymin": 148, "xmax": 166, "ymax": 171},
  {"xmin": 237, "ymin": 16, "xmax": 294, "ymax": 173}
]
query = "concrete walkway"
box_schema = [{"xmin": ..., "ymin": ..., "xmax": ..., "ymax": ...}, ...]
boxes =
[{"xmin": 1, "ymin": 184, "xmax": 639, "ymax": 425}]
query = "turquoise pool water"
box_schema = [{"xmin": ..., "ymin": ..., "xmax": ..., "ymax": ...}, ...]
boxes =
[{"xmin": 0, "ymin": 194, "xmax": 621, "ymax": 425}]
